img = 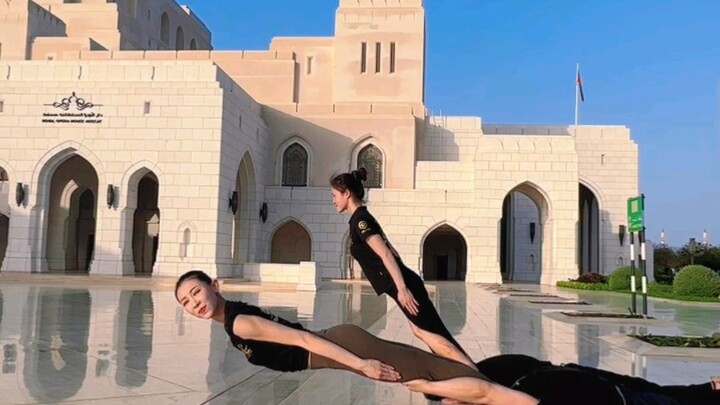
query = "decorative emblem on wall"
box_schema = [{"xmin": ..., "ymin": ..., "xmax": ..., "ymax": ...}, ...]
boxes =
[
  {"xmin": 42, "ymin": 91, "xmax": 104, "ymax": 124},
  {"xmin": 45, "ymin": 92, "xmax": 101, "ymax": 111}
]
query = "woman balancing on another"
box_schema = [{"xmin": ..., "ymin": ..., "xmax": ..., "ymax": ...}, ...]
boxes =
[
  {"xmin": 330, "ymin": 168, "xmax": 477, "ymax": 371},
  {"xmin": 175, "ymin": 270, "xmax": 538, "ymax": 405}
]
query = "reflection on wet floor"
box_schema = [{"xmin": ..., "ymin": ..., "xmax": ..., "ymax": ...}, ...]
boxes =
[{"xmin": 0, "ymin": 281, "xmax": 717, "ymax": 404}]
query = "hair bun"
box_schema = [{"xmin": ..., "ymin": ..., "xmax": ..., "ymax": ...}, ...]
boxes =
[{"xmin": 354, "ymin": 168, "xmax": 368, "ymax": 182}]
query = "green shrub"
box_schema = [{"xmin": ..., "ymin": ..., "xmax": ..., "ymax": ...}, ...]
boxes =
[
  {"xmin": 557, "ymin": 281, "xmax": 611, "ymax": 291},
  {"xmin": 673, "ymin": 265, "xmax": 720, "ymax": 298},
  {"xmin": 647, "ymin": 282, "xmax": 673, "ymax": 296},
  {"xmin": 608, "ymin": 266, "xmax": 637, "ymax": 291}
]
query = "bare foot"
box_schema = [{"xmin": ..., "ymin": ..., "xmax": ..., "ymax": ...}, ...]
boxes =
[{"xmin": 711, "ymin": 376, "xmax": 720, "ymax": 390}]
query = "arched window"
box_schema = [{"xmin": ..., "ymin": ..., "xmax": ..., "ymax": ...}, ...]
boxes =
[
  {"xmin": 282, "ymin": 143, "xmax": 308, "ymax": 187},
  {"xmin": 160, "ymin": 13, "xmax": 170, "ymax": 44},
  {"xmin": 0, "ymin": 168, "xmax": 7, "ymax": 182},
  {"xmin": 358, "ymin": 144, "xmax": 383, "ymax": 188},
  {"xmin": 189, "ymin": 38, "xmax": 197, "ymax": 50},
  {"xmin": 175, "ymin": 26, "xmax": 184, "ymax": 50},
  {"xmin": 180, "ymin": 228, "xmax": 191, "ymax": 259}
]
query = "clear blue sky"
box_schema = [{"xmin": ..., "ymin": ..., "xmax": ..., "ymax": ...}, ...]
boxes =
[{"xmin": 182, "ymin": 0, "xmax": 719, "ymax": 247}]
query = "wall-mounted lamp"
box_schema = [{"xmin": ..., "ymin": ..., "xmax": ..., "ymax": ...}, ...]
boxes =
[
  {"xmin": 259, "ymin": 202, "xmax": 268, "ymax": 223},
  {"xmin": 229, "ymin": 191, "xmax": 239, "ymax": 215},
  {"xmin": 106, "ymin": 184, "xmax": 115, "ymax": 209},
  {"xmin": 619, "ymin": 225, "xmax": 627, "ymax": 246},
  {"xmin": 529, "ymin": 222, "xmax": 536, "ymax": 244},
  {"xmin": 15, "ymin": 182, "xmax": 25, "ymax": 206}
]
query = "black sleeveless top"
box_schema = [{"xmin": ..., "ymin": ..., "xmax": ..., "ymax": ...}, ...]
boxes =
[
  {"xmin": 223, "ymin": 300, "xmax": 310, "ymax": 372},
  {"xmin": 349, "ymin": 206, "xmax": 413, "ymax": 295}
]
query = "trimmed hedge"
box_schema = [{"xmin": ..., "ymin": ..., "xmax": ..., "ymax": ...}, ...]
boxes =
[
  {"xmin": 631, "ymin": 334, "xmax": 720, "ymax": 348},
  {"xmin": 673, "ymin": 265, "xmax": 720, "ymax": 298},
  {"xmin": 556, "ymin": 281, "xmax": 611, "ymax": 291},
  {"xmin": 557, "ymin": 280, "xmax": 720, "ymax": 303}
]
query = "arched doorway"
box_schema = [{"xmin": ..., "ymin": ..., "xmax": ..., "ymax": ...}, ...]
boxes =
[
  {"xmin": 270, "ymin": 220, "xmax": 311, "ymax": 264},
  {"xmin": 232, "ymin": 153, "xmax": 256, "ymax": 267},
  {"xmin": 579, "ymin": 184, "xmax": 600, "ymax": 274},
  {"xmin": 46, "ymin": 156, "xmax": 98, "ymax": 272},
  {"xmin": 132, "ymin": 174, "xmax": 159, "ymax": 274},
  {"xmin": 500, "ymin": 183, "xmax": 549, "ymax": 283},
  {"xmin": 422, "ymin": 225, "xmax": 467, "ymax": 281}
]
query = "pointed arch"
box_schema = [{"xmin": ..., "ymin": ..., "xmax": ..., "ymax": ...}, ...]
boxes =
[
  {"xmin": 160, "ymin": 13, "xmax": 170, "ymax": 44},
  {"xmin": 276, "ymin": 135, "xmax": 312, "ymax": 187},
  {"xmin": 119, "ymin": 163, "xmax": 162, "ymax": 275},
  {"xmin": 178, "ymin": 220, "xmax": 198, "ymax": 260},
  {"xmin": 579, "ymin": 178, "xmax": 604, "ymax": 275},
  {"xmin": 42, "ymin": 154, "xmax": 99, "ymax": 272},
  {"xmin": 175, "ymin": 26, "xmax": 185, "ymax": 50},
  {"xmin": 233, "ymin": 151, "xmax": 257, "ymax": 265},
  {"xmin": 270, "ymin": 218, "xmax": 312, "ymax": 264},
  {"xmin": 31, "ymin": 142, "xmax": 106, "ymax": 208},
  {"xmin": 578, "ymin": 176, "xmax": 606, "ymax": 211},
  {"xmin": 120, "ymin": 161, "xmax": 164, "ymax": 208},
  {"xmin": 420, "ymin": 222, "xmax": 468, "ymax": 281},
  {"xmin": 502, "ymin": 181, "xmax": 553, "ymax": 220},
  {"xmin": 500, "ymin": 181, "xmax": 552, "ymax": 284},
  {"xmin": 350, "ymin": 136, "xmax": 386, "ymax": 189}
]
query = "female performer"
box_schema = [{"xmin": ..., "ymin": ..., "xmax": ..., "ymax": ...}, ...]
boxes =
[
  {"xmin": 330, "ymin": 168, "xmax": 476, "ymax": 371},
  {"xmin": 175, "ymin": 270, "xmax": 537, "ymax": 405}
]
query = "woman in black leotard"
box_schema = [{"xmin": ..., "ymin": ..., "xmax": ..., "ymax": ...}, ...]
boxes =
[
  {"xmin": 330, "ymin": 168, "xmax": 476, "ymax": 372},
  {"xmin": 175, "ymin": 270, "xmax": 537, "ymax": 405},
  {"xmin": 471, "ymin": 354, "xmax": 720, "ymax": 405}
]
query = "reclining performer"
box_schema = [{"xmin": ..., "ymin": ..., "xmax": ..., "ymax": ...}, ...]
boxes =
[{"xmin": 175, "ymin": 270, "xmax": 537, "ymax": 405}]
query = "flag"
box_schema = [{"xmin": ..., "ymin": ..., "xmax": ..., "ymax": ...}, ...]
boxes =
[{"xmin": 577, "ymin": 70, "xmax": 585, "ymax": 102}]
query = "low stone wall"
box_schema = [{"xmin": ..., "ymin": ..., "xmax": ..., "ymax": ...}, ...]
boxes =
[{"xmin": 241, "ymin": 261, "xmax": 318, "ymax": 291}]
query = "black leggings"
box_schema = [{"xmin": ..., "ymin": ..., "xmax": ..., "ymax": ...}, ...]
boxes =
[
  {"xmin": 386, "ymin": 267, "xmax": 468, "ymax": 356},
  {"xmin": 477, "ymin": 354, "xmax": 719, "ymax": 405},
  {"xmin": 309, "ymin": 324, "xmax": 485, "ymax": 383}
]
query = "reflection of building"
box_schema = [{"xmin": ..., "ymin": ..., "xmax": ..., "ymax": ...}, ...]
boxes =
[{"xmin": 0, "ymin": 0, "xmax": 638, "ymax": 284}]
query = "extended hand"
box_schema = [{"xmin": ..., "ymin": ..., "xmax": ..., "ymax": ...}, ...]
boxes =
[
  {"xmin": 397, "ymin": 287, "xmax": 420, "ymax": 316},
  {"xmin": 359, "ymin": 359, "xmax": 401, "ymax": 381}
]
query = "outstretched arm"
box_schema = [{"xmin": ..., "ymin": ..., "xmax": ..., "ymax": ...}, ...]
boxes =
[
  {"xmin": 366, "ymin": 235, "xmax": 420, "ymax": 315},
  {"xmin": 233, "ymin": 315, "xmax": 401, "ymax": 381},
  {"xmin": 405, "ymin": 378, "xmax": 539, "ymax": 405}
]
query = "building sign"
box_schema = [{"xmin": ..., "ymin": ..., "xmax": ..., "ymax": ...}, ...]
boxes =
[{"xmin": 42, "ymin": 92, "xmax": 104, "ymax": 124}]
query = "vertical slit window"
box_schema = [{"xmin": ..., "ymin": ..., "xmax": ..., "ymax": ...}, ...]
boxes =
[
  {"xmin": 361, "ymin": 42, "xmax": 367, "ymax": 73},
  {"xmin": 375, "ymin": 42, "xmax": 382, "ymax": 73},
  {"xmin": 390, "ymin": 42, "xmax": 396, "ymax": 73}
]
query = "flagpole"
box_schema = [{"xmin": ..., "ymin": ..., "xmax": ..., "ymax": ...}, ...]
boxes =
[{"xmin": 574, "ymin": 62, "xmax": 579, "ymax": 126}]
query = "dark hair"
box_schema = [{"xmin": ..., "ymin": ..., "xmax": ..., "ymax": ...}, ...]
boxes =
[
  {"xmin": 175, "ymin": 269, "xmax": 213, "ymax": 301},
  {"xmin": 330, "ymin": 168, "xmax": 367, "ymax": 201}
]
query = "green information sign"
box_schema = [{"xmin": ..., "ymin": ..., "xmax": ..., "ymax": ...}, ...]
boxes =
[{"xmin": 627, "ymin": 196, "xmax": 644, "ymax": 233}]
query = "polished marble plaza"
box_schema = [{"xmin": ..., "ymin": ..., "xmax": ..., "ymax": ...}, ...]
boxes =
[{"xmin": 0, "ymin": 281, "xmax": 718, "ymax": 404}]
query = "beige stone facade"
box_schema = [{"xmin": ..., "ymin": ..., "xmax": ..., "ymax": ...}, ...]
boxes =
[{"xmin": 0, "ymin": 0, "xmax": 639, "ymax": 285}]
